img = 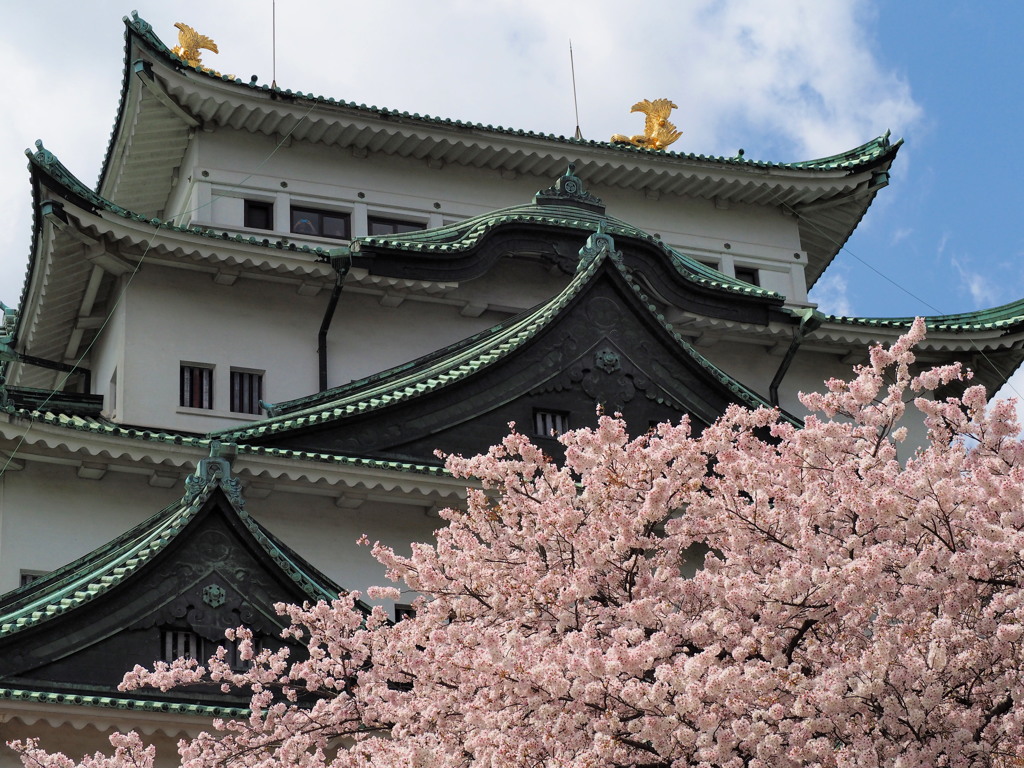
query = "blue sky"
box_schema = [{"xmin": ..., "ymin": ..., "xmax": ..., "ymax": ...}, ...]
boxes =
[
  {"xmin": 1, "ymin": 1, "xmax": 1021, "ymax": 389},
  {"xmin": 832, "ymin": 1, "xmax": 1024, "ymax": 320}
]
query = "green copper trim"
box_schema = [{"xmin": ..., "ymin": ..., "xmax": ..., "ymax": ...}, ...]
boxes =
[
  {"xmin": 817, "ymin": 296, "xmax": 1024, "ymax": 333},
  {"xmin": 0, "ymin": 686, "xmax": 248, "ymax": 718},
  {"xmin": 4, "ymin": 407, "xmax": 448, "ymax": 475}
]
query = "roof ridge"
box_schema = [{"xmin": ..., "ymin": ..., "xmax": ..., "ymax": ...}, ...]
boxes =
[
  {"xmin": 120, "ymin": 12, "xmax": 899, "ymax": 172},
  {"xmin": 819, "ymin": 296, "xmax": 1024, "ymax": 332},
  {"xmin": 219, "ymin": 230, "xmax": 796, "ymax": 443},
  {"xmin": 217, "ymin": 233, "xmax": 615, "ymax": 442}
]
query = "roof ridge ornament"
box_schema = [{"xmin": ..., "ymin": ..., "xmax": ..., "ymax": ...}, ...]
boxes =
[
  {"xmin": 611, "ymin": 98, "xmax": 682, "ymax": 151},
  {"xmin": 171, "ymin": 22, "xmax": 232, "ymax": 78},
  {"xmin": 534, "ymin": 163, "xmax": 605, "ymax": 214},
  {"xmin": 184, "ymin": 440, "xmax": 245, "ymax": 510},
  {"xmin": 577, "ymin": 225, "xmax": 622, "ymax": 272}
]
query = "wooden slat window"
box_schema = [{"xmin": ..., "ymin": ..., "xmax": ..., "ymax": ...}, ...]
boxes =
[
  {"xmin": 180, "ymin": 365, "xmax": 213, "ymax": 409},
  {"xmin": 534, "ymin": 409, "xmax": 569, "ymax": 437},
  {"xmin": 163, "ymin": 630, "xmax": 200, "ymax": 661},
  {"xmin": 230, "ymin": 370, "xmax": 263, "ymax": 415}
]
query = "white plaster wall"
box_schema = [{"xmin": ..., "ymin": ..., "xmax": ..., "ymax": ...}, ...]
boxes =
[
  {"xmin": 0, "ymin": 462, "xmax": 179, "ymax": 594},
  {"xmin": 117, "ymin": 265, "xmax": 322, "ymax": 432},
  {"xmin": 113, "ymin": 263, "xmax": 513, "ymax": 432},
  {"xmin": 88, "ymin": 277, "xmax": 127, "ymax": 416},
  {"xmin": 328, "ymin": 290, "xmax": 508, "ymax": 387},
  {"xmin": 178, "ymin": 130, "xmax": 808, "ymax": 301},
  {"xmin": 245, "ymin": 491, "xmax": 442, "ymax": 612},
  {"xmin": 166, "ymin": 131, "xmax": 199, "ymax": 225},
  {"xmin": 697, "ymin": 339, "xmax": 932, "ymax": 452}
]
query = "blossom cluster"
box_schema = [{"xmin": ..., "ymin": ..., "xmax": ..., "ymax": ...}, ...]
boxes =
[{"xmin": 10, "ymin": 320, "xmax": 1024, "ymax": 767}]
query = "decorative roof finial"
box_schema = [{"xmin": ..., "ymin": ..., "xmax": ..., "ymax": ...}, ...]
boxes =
[
  {"xmin": 171, "ymin": 22, "xmax": 222, "ymax": 74},
  {"xmin": 184, "ymin": 440, "xmax": 245, "ymax": 510},
  {"xmin": 611, "ymin": 98, "xmax": 682, "ymax": 151},
  {"xmin": 576, "ymin": 227, "xmax": 622, "ymax": 272},
  {"xmin": 534, "ymin": 163, "xmax": 605, "ymax": 214}
]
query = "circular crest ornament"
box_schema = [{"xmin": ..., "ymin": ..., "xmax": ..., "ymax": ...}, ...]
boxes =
[{"xmin": 203, "ymin": 583, "xmax": 227, "ymax": 608}]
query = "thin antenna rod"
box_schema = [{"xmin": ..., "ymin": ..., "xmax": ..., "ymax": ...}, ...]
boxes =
[
  {"xmin": 569, "ymin": 40, "xmax": 582, "ymax": 140},
  {"xmin": 271, "ymin": 0, "xmax": 277, "ymax": 88}
]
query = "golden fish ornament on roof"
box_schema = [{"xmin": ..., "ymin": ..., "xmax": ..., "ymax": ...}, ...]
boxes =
[
  {"xmin": 171, "ymin": 22, "xmax": 220, "ymax": 70},
  {"xmin": 611, "ymin": 98, "xmax": 682, "ymax": 151}
]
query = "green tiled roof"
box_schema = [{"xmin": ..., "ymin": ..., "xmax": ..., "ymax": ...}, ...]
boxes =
[
  {"xmin": 5, "ymin": 142, "xmax": 339, "ymax": 356},
  {"xmin": 119, "ymin": 13, "xmax": 896, "ymax": 175},
  {"xmin": 0, "ymin": 686, "xmax": 247, "ymax": 718},
  {"xmin": 352, "ymin": 198, "xmax": 781, "ymax": 301},
  {"xmin": 0, "ymin": 474, "xmax": 340, "ymax": 639},
  {"xmin": 30, "ymin": 142, "xmax": 339, "ymax": 259},
  {"xmin": 2, "ymin": 386, "xmax": 103, "ymax": 417},
  {"xmin": 3, "ymin": 406, "xmax": 449, "ymax": 475},
  {"xmin": 818, "ymin": 297, "xmax": 1024, "ymax": 333},
  {"xmin": 218, "ymin": 230, "xmax": 796, "ymax": 443}
]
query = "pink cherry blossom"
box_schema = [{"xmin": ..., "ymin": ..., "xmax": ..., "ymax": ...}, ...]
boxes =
[{"xmin": 9, "ymin": 319, "xmax": 1024, "ymax": 767}]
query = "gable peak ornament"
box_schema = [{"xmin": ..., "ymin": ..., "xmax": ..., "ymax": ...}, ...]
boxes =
[{"xmin": 611, "ymin": 98, "xmax": 682, "ymax": 151}]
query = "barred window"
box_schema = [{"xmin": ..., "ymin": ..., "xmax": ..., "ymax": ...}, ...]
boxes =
[
  {"xmin": 230, "ymin": 369, "xmax": 263, "ymax": 415},
  {"xmin": 534, "ymin": 409, "xmax": 569, "ymax": 437},
  {"xmin": 161, "ymin": 629, "xmax": 260, "ymax": 669},
  {"xmin": 180, "ymin": 365, "xmax": 213, "ymax": 409}
]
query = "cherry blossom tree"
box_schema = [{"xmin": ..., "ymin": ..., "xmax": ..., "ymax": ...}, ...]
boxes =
[{"xmin": 11, "ymin": 319, "xmax": 1024, "ymax": 767}]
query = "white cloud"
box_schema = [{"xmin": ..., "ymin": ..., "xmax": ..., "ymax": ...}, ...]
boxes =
[
  {"xmin": 951, "ymin": 255, "xmax": 997, "ymax": 308},
  {"xmin": 809, "ymin": 271, "xmax": 853, "ymax": 317},
  {"xmin": 889, "ymin": 228, "xmax": 913, "ymax": 247},
  {"xmin": 0, "ymin": 1, "xmax": 922, "ymax": 306}
]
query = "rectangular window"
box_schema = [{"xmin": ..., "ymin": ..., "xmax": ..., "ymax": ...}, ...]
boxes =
[
  {"xmin": 230, "ymin": 369, "xmax": 264, "ymax": 415},
  {"xmin": 734, "ymin": 267, "xmax": 760, "ymax": 287},
  {"xmin": 291, "ymin": 207, "xmax": 350, "ymax": 239},
  {"xmin": 367, "ymin": 216, "xmax": 425, "ymax": 236},
  {"xmin": 180, "ymin": 365, "xmax": 214, "ymax": 409},
  {"xmin": 534, "ymin": 409, "xmax": 569, "ymax": 438},
  {"xmin": 395, "ymin": 604, "xmax": 416, "ymax": 622},
  {"xmin": 244, "ymin": 200, "xmax": 273, "ymax": 230}
]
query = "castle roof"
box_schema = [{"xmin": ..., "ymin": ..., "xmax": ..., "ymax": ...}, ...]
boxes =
[
  {"xmin": 102, "ymin": 12, "xmax": 901, "ymax": 288},
  {"xmin": 215, "ymin": 228, "xmax": 800, "ymax": 460}
]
